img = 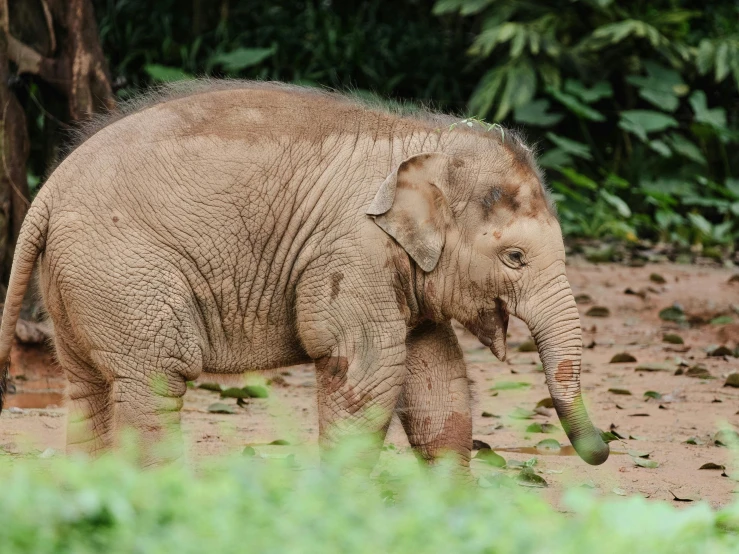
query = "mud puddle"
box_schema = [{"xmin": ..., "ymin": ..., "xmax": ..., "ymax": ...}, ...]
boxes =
[{"xmin": 4, "ymin": 391, "xmax": 64, "ymax": 409}]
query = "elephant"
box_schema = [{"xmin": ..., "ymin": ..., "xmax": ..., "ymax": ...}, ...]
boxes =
[{"xmin": 0, "ymin": 81, "xmax": 609, "ymax": 467}]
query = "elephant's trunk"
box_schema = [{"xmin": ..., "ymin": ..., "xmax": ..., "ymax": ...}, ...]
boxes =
[{"xmin": 518, "ymin": 275, "xmax": 609, "ymax": 465}]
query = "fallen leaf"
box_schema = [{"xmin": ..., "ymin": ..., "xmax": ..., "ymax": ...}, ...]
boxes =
[
  {"xmin": 670, "ymin": 490, "xmax": 699, "ymax": 502},
  {"xmin": 586, "ymin": 306, "xmax": 610, "ymax": 317},
  {"xmin": 643, "ymin": 391, "xmax": 662, "ymax": 400},
  {"xmin": 207, "ymin": 402, "xmax": 236, "ymax": 414},
  {"xmin": 685, "ymin": 437, "xmax": 703, "ymax": 445},
  {"xmin": 624, "ymin": 288, "xmax": 647, "ymax": 299},
  {"xmin": 662, "ymin": 333, "xmax": 684, "ymax": 344},
  {"xmin": 659, "ymin": 305, "xmax": 685, "ymax": 322},
  {"xmin": 608, "ymin": 388, "xmax": 632, "ymax": 395},
  {"xmin": 600, "ymin": 430, "xmax": 622, "ymax": 443},
  {"xmin": 628, "ymin": 450, "xmax": 651, "ymax": 458},
  {"xmin": 526, "ymin": 423, "xmax": 559, "ymax": 434},
  {"xmin": 536, "ymin": 398, "xmax": 554, "ymax": 409},
  {"xmin": 516, "ymin": 467, "xmax": 548, "ymax": 488},
  {"xmin": 711, "ymin": 316, "xmax": 734, "ymax": 326},
  {"xmin": 269, "ymin": 439, "xmax": 290, "ymax": 445},
  {"xmin": 536, "ymin": 438, "xmax": 561, "ymax": 453},
  {"xmin": 481, "ymin": 411, "xmax": 498, "ymax": 418},
  {"xmin": 574, "ymin": 293, "xmax": 593, "ymax": 304},
  {"xmin": 472, "ymin": 439, "xmax": 492, "ymax": 450},
  {"xmin": 198, "ymin": 382, "xmax": 225, "ymax": 392},
  {"xmin": 685, "ymin": 365, "xmax": 712, "ymax": 379},
  {"xmin": 649, "ymin": 273, "xmax": 666, "ymax": 284},
  {"xmin": 242, "ymin": 446, "xmax": 256, "ymax": 457},
  {"xmin": 635, "ymin": 362, "xmax": 673, "ymax": 372},
  {"xmin": 610, "ymin": 352, "xmax": 637, "ymax": 363},
  {"xmin": 629, "ymin": 413, "xmax": 650, "ymax": 417},
  {"xmin": 510, "ymin": 407, "xmax": 536, "ymax": 419},
  {"xmin": 724, "ymin": 374, "xmax": 739, "ymax": 388},
  {"xmin": 708, "ymin": 345, "xmax": 734, "ymax": 357},
  {"xmin": 475, "ymin": 448, "xmax": 506, "ymax": 467},
  {"xmin": 533, "ymin": 406, "xmax": 551, "ymax": 417},
  {"xmin": 221, "ymin": 385, "xmax": 269, "ymax": 399},
  {"xmin": 632, "ymin": 457, "xmax": 659, "ymax": 469},
  {"xmin": 699, "ymin": 462, "xmax": 725, "ymax": 470}
]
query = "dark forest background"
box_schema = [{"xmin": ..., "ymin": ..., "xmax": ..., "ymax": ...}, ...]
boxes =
[{"xmin": 1, "ymin": 0, "xmax": 737, "ymax": 286}]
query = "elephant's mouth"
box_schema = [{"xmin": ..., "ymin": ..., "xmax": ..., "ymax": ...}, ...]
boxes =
[{"xmin": 463, "ymin": 300, "xmax": 509, "ymax": 361}]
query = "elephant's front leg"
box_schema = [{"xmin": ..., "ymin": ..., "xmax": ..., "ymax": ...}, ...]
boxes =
[
  {"xmin": 398, "ymin": 321, "xmax": 472, "ymax": 465},
  {"xmin": 297, "ymin": 270, "xmax": 408, "ymax": 469},
  {"xmin": 313, "ymin": 335, "xmax": 406, "ymax": 468}
]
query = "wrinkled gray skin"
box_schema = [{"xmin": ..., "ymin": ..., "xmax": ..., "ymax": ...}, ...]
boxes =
[{"xmin": 0, "ymin": 81, "xmax": 608, "ymax": 467}]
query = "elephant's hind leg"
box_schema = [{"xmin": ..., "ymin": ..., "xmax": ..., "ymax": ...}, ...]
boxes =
[
  {"xmin": 56, "ymin": 340, "xmax": 114, "ymax": 456},
  {"xmin": 398, "ymin": 321, "xmax": 472, "ymax": 466},
  {"xmin": 89, "ymin": 334, "xmax": 203, "ymax": 467}
]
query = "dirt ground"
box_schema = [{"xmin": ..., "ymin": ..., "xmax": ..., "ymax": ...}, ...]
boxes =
[{"xmin": 2, "ymin": 261, "xmax": 739, "ymax": 508}]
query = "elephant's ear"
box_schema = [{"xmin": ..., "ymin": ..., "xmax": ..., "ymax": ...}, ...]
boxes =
[{"xmin": 366, "ymin": 153, "xmax": 452, "ymax": 272}]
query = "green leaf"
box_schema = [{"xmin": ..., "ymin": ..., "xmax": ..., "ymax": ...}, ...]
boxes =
[
  {"xmin": 513, "ymin": 99, "xmax": 563, "ymax": 127},
  {"xmin": 207, "ymin": 402, "xmax": 236, "ymax": 414},
  {"xmin": 547, "ymin": 87, "xmax": 605, "ymax": 121},
  {"xmin": 535, "ymin": 439, "xmax": 561, "ymax": 453},
  {"xmin": 516, "ymin": 467, "xmax": 548, "ymax": 487},
  {"xmin": 144, "ymin": 64, "xmax": 194, "ymax": 83},
  {"xmin": 210, "ymin": 47, "xmax": 275, "ymax": 72},
  {"xmin": 667, "ymin": 134, "xmax": 706, "ymax": 165},
  {"xmin": 726, "ymin": 179, "xmax": 739, "ymax": 198},
  {"xmin": 648, "ymin": 140, "xmax": 672, "ymax": 158},
  {"xmin": 560, "ymin": 167, "xmax": 598, "ymax": 190},
  {"xmin": 563, "ymin": 79, "xmax": 613, "ymax": 103},
  {"xmin": 468, "ymin": 67, "xmax": 505, "ymax": 117},
  {"xmin": 493, "ymin": 62, "xmax": 537, "ymax": 120},
  {"xmin": 510, "ymin": 407, "xmax": 536, "ymax": 419},
  {"xmin": 632, "ymin": 456, "xmax": 659, "ymax": 469},
  {"xmin": 687, "ymin": 213, "xmax": 712, "ymax": 236},
  {"xmin": 537, "ymin": 148, "xmax": 573, "ymax": 169},
  {"xmin": 618, "ymin": 110, "xmax": 678, "ymax": 142},
  {"xmin": 474, "ymin": 448, "xmax": 506, "ymax": 467},
  {"xmin": 600, "ymin": 190, "xmax": 631, "ymax": 218},
  {"xmin": 659, "ymin": 305, "xmax": 685, "ymax": 322},
  {"xmin": 689, "ymin": 91, "xmax": 727, "ymax": 129},
  {"xmin": 625, "ymin": 61, "xmax": 688, "ymax": 113},
  {"xmin": 545, "ymin": 133, "xmax": 592, "ymax": 160}
]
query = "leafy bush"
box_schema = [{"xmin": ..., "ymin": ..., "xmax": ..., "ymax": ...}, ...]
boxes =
[
  {"xmin": 1, "ymin": 445, "xmax": 739, "ymax": 553},
  {"xmin": 434, "ymin": 0, "xmax": 739, "ymax": 252}
]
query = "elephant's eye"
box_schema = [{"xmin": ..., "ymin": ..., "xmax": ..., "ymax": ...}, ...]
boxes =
[{"xmin": 502, "ymin": 250, "xmax": 526, "ymax": 269}]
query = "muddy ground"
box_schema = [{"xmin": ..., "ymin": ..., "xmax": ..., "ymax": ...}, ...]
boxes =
[{"xmin": 2, "ymin": 261, "xmax": 739, "ymax": 508}]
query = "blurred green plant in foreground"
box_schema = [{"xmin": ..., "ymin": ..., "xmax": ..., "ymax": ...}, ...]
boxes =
[{"xmin": 0, "ymin": 439, "xmax": 739, "ymax": 553}]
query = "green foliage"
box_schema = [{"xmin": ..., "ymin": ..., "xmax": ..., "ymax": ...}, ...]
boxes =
[
  {"xmin": 2, "ymin": 448, "xmax": 739, "ymax": 552},
  {"xmin": 437, "ymin": 0, "xmax": 739, "ymax": 251},
  {"xmin": 21, "ymin": 1, "xmax": 738, "ymax": 252}
]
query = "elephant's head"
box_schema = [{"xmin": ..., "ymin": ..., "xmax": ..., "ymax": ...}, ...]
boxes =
[{"xmin": 367, "ymin": 143, "xmax": 609, "ymax": 465}]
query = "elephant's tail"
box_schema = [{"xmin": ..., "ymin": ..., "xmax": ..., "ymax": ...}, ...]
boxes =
[{"xmin": 0, "ymin": 198, "xmax": 50, "ymax": 414}]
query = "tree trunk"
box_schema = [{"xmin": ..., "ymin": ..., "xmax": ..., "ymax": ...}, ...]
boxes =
[
  {"xmin": 0, "ymin": 0, "xmax": 115, "ymax": 286},
  {"xmin": 0, "ymin": 1, "xmax": 29, "ymax": 285}
]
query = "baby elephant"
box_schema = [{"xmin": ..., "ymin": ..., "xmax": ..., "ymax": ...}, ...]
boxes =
[{"xmin": 0, "ymin": 81, "xmax": 608, "ymax": 467}]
